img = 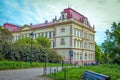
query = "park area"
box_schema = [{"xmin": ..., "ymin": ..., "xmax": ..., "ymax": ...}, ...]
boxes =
[
  {"xmin": 0, "ymin": 61, "xmax": 120, "ymax": 80},
  {"xmin": 46, "ymin": 64, "xmax": 120, "ymax": 80}
]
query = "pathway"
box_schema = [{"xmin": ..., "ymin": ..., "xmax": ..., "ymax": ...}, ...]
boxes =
[{"xmin": 0, "ymin": 67, "xmax": 62, "ymax": 80}]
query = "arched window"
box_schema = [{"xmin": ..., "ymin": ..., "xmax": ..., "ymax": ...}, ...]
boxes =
[{"xmin": 61, "ymin": 28, "xmax": 65, "ymax": 32}]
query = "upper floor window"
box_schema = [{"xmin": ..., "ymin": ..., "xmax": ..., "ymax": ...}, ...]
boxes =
[
  {"xmin": 77, "ymin": 30, "xmax": 79, "ymax": 37},
  {"xmin": 74, "ymin": 40, "xmax": 76, "ymax": 48},
  {"xmin": 62, "ymin": 14, "xmax": 65, "ymax": 20},
  {"xmin": 49, "ymin": 32, "xmax": 51, "ymax": 38},
  {"xmin": 80, "ymin": 42, "xmax": 82, "ymax": 48},
  {"xmin": 79, "ymin": 31, "xmax": 82, "ymax": 38},
  {"xmin": 74, "ymin": 29, "xmax": 76, "ymax": 36},
  {"xmin": 84, "ymin": 33, "xmax": 87, "ymax": 38},
  {"xmin": 84, "ymin": 42, "xmax": 87, "ymax": 48},
  {"xmin": 61, "ymin": 38, "xmax": 65, "ymax": 45}
]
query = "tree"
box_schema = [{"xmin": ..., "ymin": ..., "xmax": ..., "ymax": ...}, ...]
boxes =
[
  {"xmin": 95, "ymin": 43, "xmax": 102, "ymax": 63},
  {"xmin": 0, "ymin": 28, "xmax": 12, "ymax": 42},
  {"xmin": 35, "ymin": 36, "xmax": 51, "ymax": 48},
  {"xmin": 15, "ymin": 37, "xmax": 31, "ymax": 45},
  {"xmin": 101, "ymin": 22, "xmax": 120, "ymax": 64},
  {"xmin": 0, "ymin": 27, "xmax": 12, "ymax": 59}
]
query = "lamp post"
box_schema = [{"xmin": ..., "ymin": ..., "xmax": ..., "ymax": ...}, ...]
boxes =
[
  {"xmin": 44, "ymin": 53, "xmax": 48, "ymax": 75},
  {"xmin": 69, "ymin": 50, "xmax": 73, "ymax": 64},
  {"xmin": 30, "ymin": 32, "xmax": 34, "ymax": 64},
  {"xmin": 62, "ymin": 56, "xmax": 64, "ymax": 70},
  {"xmin": 0, "ymin": 40, "xmax": 2, "ymax": 54}
]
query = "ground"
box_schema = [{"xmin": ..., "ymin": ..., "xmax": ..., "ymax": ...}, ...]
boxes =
[{"xmin": 0, "ymin": 67, "xmax": 60, "ymax": 80}]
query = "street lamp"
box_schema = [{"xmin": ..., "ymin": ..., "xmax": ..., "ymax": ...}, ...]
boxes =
[
  {"xmin": 0, "ymin": 40, "xmax": 2, "ymax": 54},
  {"xmin": 69, "ymin": 50, "xmax": 73, "ymax": 64},
  {"xmin": 62, "ymin": 56, "xmax": 64, "ymax": 70},
  {"xmin": 30, "ymin": 32, "xmax": 34, "ymax": 64}
]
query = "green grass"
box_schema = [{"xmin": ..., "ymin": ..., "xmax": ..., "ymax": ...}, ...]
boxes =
[
  {"xmin": 0, "ymin": 60, "xmax": 64, "ymax": 70},
  {"xmin": 46, "ymin": 64, "xmax": 120, "ymax": 80}
]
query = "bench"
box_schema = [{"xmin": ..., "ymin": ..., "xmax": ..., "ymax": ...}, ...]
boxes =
[{"xmin": 82, "ymin": 70, "xmax": 110, "ymax": 80}]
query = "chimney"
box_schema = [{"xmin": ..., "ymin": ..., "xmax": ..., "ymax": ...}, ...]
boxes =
[
  {"xmin": 93, "ymin": 25, "xmax": 95, "ymax": 29},
  {"xmin": 55, "ymin": 16, "xmax": 57, "ymax": 21},
  {"xmin": 52, "ymin": 19, "xmax": 55, "ymax": 23},
  {"xmin": 45, "ymin": 20, "xmax": 48, "ymax": 24},
  {"xmin": 30, "ymin": 23, "xmax": 32, "ymax": 26}
]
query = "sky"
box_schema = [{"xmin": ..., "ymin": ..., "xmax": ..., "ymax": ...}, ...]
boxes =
[{"xmin": 0, "ymin": 0, "xmax": 120, "ymax": 45}]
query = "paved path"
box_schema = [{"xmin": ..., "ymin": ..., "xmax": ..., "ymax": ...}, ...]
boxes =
[{"xmin": 0, "ymin": 67, "xmax": 62, "ymax": 80}]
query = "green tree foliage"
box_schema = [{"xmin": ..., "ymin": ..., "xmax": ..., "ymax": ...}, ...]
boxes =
[
  {"xmin": 15, "ymin": 37, "xmax": 31, "ymax": 45},
  {"xmin": 1, "ymin": 35, "xmax": 62, "ymax": 63},
  {"xmin": 0, "ymin": 28, "xmax": 12, "ymax": 42},
  {"xmin": 0, "ymin": 27, "xmax": 12, "ymax": 60},
  {"xmin": 0, "ymin": 26, "xmax": 61, "ymax": 63},
  {"xmin": 101, "ymin": 22, "xmax": 120, "ymax": 64},
  {"xmin": 36, "ymin": 36, "xmax": 51, "ymax": 48},
  {"xmin": 95, "ymin": 43, "xmax": 102, "ymax": 63}
]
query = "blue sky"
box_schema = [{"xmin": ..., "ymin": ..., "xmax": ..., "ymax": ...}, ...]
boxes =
[{"xmin": 0, "ymin": 0, "xmax": 120, "ymax": 45}]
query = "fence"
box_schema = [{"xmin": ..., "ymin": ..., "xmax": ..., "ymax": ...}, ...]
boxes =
[{"xmin": 43, "ymin": 65, "xmax": 81, "ymax": 80}]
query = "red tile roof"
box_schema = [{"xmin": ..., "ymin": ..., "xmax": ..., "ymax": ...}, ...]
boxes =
[
  {"xmin": 3, "ymin": 23, "xmax": 21, "ymax": 32},
  {"xmin": 63, "ymin": 8, "xmax": 91, "ymax": 27}
]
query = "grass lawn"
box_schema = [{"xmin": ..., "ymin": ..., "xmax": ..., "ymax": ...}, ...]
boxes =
[
  {"xmin": 0, "ymin": 60, "xmax": 64, "ymax": 70},
  {"xmin": 46, "ymin": 64, "xmax": 120, "ymax": 80}
]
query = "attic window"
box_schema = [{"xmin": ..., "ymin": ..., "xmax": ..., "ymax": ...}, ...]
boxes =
[
  {"xmin": 83, "ymin": 18, "xmax": 88, "ymax": 25},
  {"xmin": 62, "ymin": 14, "xmax": 65, "ymax": 20},
  {"xmin": 61, "ymin": 28, "xmax": 65, "ymax": 32}
]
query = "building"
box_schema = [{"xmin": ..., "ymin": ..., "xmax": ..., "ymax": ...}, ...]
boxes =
[{"xmin": 3, "ymin": 8, "xmax": 95, "ymax": 65}]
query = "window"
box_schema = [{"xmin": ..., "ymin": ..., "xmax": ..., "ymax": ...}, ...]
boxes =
[
  {"xmin": 80, "ymin": 53, "xmax": 82, "ymax": 60},
  {"xmin": 84, "ymin": 33, "xmax": 87, "ymax": 38},
  {"xmin": 61, "ymin": 28, "xmax": 65, "ymax": 32},
  {"xmin": 74, "ymin": 29, "xmax": 76, "ymax": 36},
  {"xmin": 45, "ymin": 32, "xmax": 47, "ymax": 38},
  {"xmin": 61, "ymin": 38, "xmax": 65, "ymax": 45},
  {"xmin": 49, "ymin": 32, "xmax": 51, "ymax": 38},
  {"xmin": 80, "ymin": 42, "xmax": 82, "ymax": 48},
  {"xmin": 77, "ymin": 41, "xmax": 79, "ymax": 48},
  {"xmin": 74, "ymin": 40, "xmax": 76, "ymax": 48},
  {"xmin": 79, "ymin": 31, "xmax": 82, "ymax": 38},
  {"xmin": 38, "ymin": 33, "xmax": 40, "ymax": 37},
  {"xmin": 62, "ymin": 14, "xmax": 65, "ymax": 20},
  {"xmin": 77, "ymin": 30, "xmax": 79, "ymax": 37},
  {"xmin": 84, "ymin": 42, "xmax": 87, "ymax": 48}
]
